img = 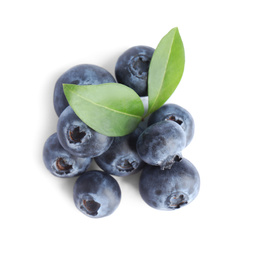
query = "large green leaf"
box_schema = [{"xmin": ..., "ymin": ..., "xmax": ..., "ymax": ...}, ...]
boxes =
[
  {"xmin": 63, "ymin": 83, "xmax": 144, "ymax": 137},
  {"xmin": 147, "ymin": 27, "xmax": 185, "ymax": 115}
]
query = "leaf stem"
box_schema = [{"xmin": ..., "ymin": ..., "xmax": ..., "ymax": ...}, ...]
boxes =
[{"xmin": 142, "ymin": 111, "xmax": 151, "ymax": 120}]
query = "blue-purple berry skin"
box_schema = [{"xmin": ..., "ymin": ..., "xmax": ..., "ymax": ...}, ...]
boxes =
[
  {"xmin": 139, "ymin": 158, "xmax": 200, "ymax": 211},
  {"xmin": 115, "ymin": 46, "xmax": 154, "ymax": 96},
  {"xmin": 54, "ymin": 64, "xmax": 116, "ymax": 116},
  {"xmin": 43, "ymin": 133, "xmax": 91, "ymax": 178},
  {"xmin": 73, "ymin": 171, "xmax": 121, "ymax": 218},
  {"xmin": 136, "ymin": 120, "xmax": 186, "ymax": 169},
  {"xmin": 148, "ymin": 103, "xmax": 195, "ymax": 146},
  {"xmin": 57, "ymin": 106, "xmax": 113, "ymax": 158},
  {"xmin": 95, "ymin": 127, "xmax": 145, "ymax": 177}
]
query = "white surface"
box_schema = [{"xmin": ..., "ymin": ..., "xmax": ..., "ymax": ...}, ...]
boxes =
[{"xmin": 1, "ymin": 1, "xmax": 253, "ymax": 259}]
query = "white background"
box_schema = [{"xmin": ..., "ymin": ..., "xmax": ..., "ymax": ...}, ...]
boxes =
[{"xmin": 1, "ymin": 0, "xmax": 253, "ymax": 259}]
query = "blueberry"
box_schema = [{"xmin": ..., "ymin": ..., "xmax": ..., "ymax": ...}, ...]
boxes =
[
  {"xmin": 73, "ymin": 171, "xmax": 121, "ymax": 218},
  {"xmin": 136, "ymin": 120, "xmax": 186, "ymax": 169},
  {"xmin": 115, "ymin": 46, "xmax": 154, "ymax": 96},
  {"xmin": 148, "ymin": 103, "xmax": 195, "ymax": 146},
  {"xmin": 57, "ymin": 106, "xmax": 113, "ymax": 158},
  {"xmin": 95, "ymin": 127, "xmax": 145, "ymax": 177},
  {"xmin": 139, "ymin": 158, "xmax": 200, "ymax": 210},
  {"xmin": 43, "ymin": 133, "xmax": 91, "ymax": 178},
  {"xmin": 54, "ymin": 64, "xmax": 116, "ymax": 116}
]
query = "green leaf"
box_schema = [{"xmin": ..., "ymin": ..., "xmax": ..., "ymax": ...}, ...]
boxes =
[
  {"xmin": 147, "ymin": 27, "xmax": 185, "ymax": 115},
  {"xmin": 63, "ymin": 83, "xmax": 144, "ymax": 137}
]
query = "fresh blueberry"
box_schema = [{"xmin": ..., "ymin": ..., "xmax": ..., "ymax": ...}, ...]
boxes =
[
  {"xmin": 148, "ymin": 103, "xmax": 195, "ymax": 146},
  {"xmin": 115, "ymin": 46, "xmax": 154, "ymax": 96},
  {"xmin": 136, "ymin": 120, "xmax": 186, "ymax": 169},
  {"xmin": 54, "ymin": 64, "xmax": 116, "ymax": 116},
  {"xmin": 139, "ymin": 158, "xmax": 200, "ymax": 210},
  {"xmin": 57, "ymin": 106, "xmax": 113, "ymax": 158},
  {"xmin": 73, "ymin": 171, "xmax": 121, "ymax": 218},
  {"xmin": 43, "ymin": 133, "xmax": 91, "ymax": 178},
  {"xmin": 95, "ymin": 127, "xmax": 145, "ymax": 177}
]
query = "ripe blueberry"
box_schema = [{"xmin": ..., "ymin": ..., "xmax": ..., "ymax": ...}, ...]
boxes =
[
  {"xmin": 115, "ymin": 46, "xmax": 154, "ymax": 96},
  {"xmin": 139, "ymin": 158, "xmax": 200, "ymax": 210},
  {"xmin": 148, "ymin": 103, "xmax": 195, "ymax": 146},
  {"xmin": 95, "ymin": 127, "xmax": 145, "ymax": 177},
  {"xmin": 57, "ymin": 106, "xmax": 113, "ymax": 158},
  {"xmin": 73, "ymin": 171, "xmax": 121, "ymax": 218},
  {"xmin": 53, "ymin": 64, "xmax": 116, "ymax": 116},
  {"xmin": 43, "ymin": 133, "xmax": 91, "ymax": 178},
  {"xmin": 136, "ymin": 120, "xmax": 186, "ymax": 169}
]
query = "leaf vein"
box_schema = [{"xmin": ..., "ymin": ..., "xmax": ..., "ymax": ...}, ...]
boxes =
[{"xmin": 68, "ymin": 88, "xmax": 142, "ymax": 119}]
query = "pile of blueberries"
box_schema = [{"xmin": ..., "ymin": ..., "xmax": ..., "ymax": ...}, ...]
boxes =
[{"xmin": 43, "ymin": 45, "xmax": 200, "ymax": 218}]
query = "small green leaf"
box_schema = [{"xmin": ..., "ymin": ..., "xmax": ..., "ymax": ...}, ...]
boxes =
[
  {"xmin": 147, "ymin": 27, "xmax": 185, "ymax": 115},
  {"xmin": 63, "ymin": 83, "xmax": 144, "ymax": 137}
]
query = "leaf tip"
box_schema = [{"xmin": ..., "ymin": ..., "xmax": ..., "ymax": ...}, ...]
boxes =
[
  {"xmin": 170, "ymin": 27, "xmax": 180, "ymax": 36},
  {"xmin": 62, "ymin": 83, "xmax": 69, "ymax": 91},
  {"xmin": 63, "ymin": 83, "xmax": 76, "ymax": 95},
  {"xmin": 62, "ymin": 83, "xmax": 76, "ymax": 103},
  {"xmin": 62, "ymin": 82, "xmax": 67, "ymax": 92}
]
